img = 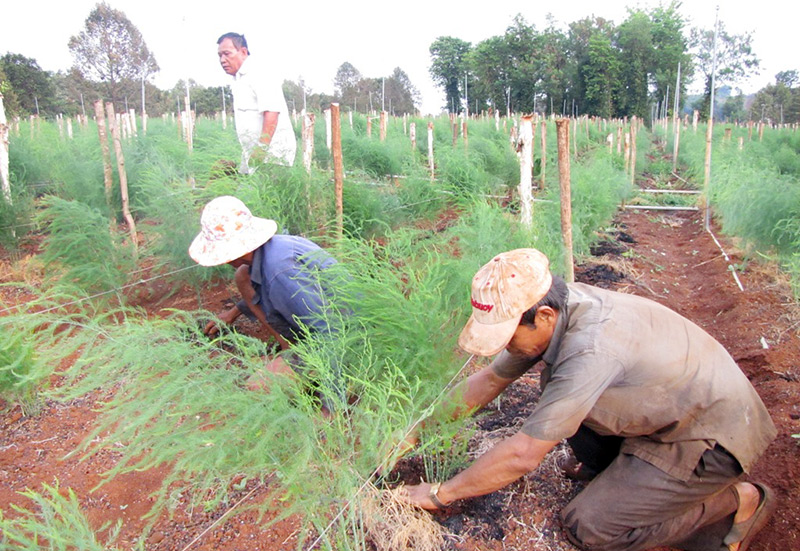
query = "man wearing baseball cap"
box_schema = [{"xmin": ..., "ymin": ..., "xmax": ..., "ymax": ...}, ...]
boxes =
[
  {"xmin": 189, "ymin": 196, "xmax": 341, "ymax": 395},
  {"xmin": 401, "ymin": 248, "xmax": 776, "ymax": 551}
]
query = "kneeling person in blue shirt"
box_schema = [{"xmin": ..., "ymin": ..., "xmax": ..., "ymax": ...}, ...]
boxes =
[{"xmin": 189, "ymin": 195, "xmax": 341, "ymax": 399}]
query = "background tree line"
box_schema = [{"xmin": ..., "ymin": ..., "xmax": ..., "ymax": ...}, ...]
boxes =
[
  {"xmin": 0, "ymin": 1, "xmax": 798, "ymax": 124},
  {"xmin": 427, "ymin": 2, "xmax": 797, "ymax": 124},
  {"xmin": 0, "ymin": 2, "xmax": 420, "ymax": 121}
]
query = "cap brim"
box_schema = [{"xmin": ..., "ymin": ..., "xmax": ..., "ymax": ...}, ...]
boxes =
[
  {"xmin": 189, "ymin": 217, "xmax": 277, "ymax": 267},
  {"xmin": 458, "ymin": 313, "xmax": 522, "ymax": 356}
]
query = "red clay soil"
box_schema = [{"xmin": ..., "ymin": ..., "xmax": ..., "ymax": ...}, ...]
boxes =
[{"xmin": 1, "ymin": 207, "xmax": 799, "ymax": 550}]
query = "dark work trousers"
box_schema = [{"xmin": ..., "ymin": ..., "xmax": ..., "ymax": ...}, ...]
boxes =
[{"xmin": 561, "ymin": 426, "xmax": 743, "ymax": 551}]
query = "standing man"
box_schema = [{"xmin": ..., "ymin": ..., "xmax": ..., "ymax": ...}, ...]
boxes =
[
  {"xmin": 401, "ymin": 248, "xmax": 777, "ymax": 551},
  {"xmin": 217, "ymin": 32, "xmax": 297, "ymax": 174}
]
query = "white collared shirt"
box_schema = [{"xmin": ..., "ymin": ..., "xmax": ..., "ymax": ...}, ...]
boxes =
[{"xmin": 230, "ymin": 56, "xmax": 297, "ymax": 171}]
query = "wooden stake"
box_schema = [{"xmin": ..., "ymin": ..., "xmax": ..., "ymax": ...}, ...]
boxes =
[
  {"xmin": 0, "ymin": 94, "xmax": 11, "ymax": 206},
  {"xmin": 556, "ymin": 119, "xmax": 574, "ymax": 283},
  {"xmin": 94, "ymin": 100, "xmax": 114, "ymax": 217},
  {"xmin": 380, "ymin": 110, "xmax": 387, "ymax": 141},
  {"xmin": 540, "ymin": 121, "xmax": 547, "ymax": 190},
  {"xmin": 672, "ymin": 112, "xmax": 681, "ymax": 172},
  {"xmin": 105, "ymin": 102, "xmax": 138, "ymax": 254},
  {"xmin": 410, "ymin": 122, "xmax": 416, "ymax": 151},
  {"xmin": 630, "ymin": 116, "xmax": 638, "ymax": 186},
  {"xmin": 518, "ymin": 115, "xmax": 535, "ymax": 229},
  {"xmin": 330, "ymin": 104, "xmax": 344, "ymax": 239},
  {"xmin": 427, "ymin": 121, "xmax": 435, "ymax": 180}
]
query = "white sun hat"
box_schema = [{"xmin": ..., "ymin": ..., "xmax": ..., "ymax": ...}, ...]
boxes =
[
  {"xmin": 458, "ymin": 248, "xmax": 553, "ymax": 356},
  {"xmin": 188, "ymin": 196, "xmax": 277, "ymax": 267}
]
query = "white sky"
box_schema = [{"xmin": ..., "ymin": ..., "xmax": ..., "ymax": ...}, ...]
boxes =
[{"xmin": 3, "ymin": 0, "xmax": 798, "ymax": 114}]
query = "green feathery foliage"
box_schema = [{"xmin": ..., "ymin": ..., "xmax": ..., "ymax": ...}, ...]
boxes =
[
  {"xmin": 0, "ymin": 482, "xmax": 122, "ymax": 551},
  {"xmin": 36, "ymin": 196, "xmax": 136, "ymax": 294}
]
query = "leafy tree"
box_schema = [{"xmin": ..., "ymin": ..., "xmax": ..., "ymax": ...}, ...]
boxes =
[
  {"xmin": 429, "ymin": 36, "xmax": 471, "ymax": 113},
  {"xmin": 775, "ymin": 70, "xmax": 798, "ymax": 88},
  {"xmin": 536, "ymin": 19, "xmax": 570, "ymax": 117},
  {"xmin": 333, "ymin": 62, "xmax": 363, "ymax": 111},
  {"xmin": 383, "ymin": 67, "xmax": 420, "ymax": 115},
  {"xmin": 617, "ymin": 10, "xmax": 653, "ymax": 120},
  {"xmin": 648, "ymin": 2, "xmax": 693, "ymax": 117},
  {"xmin": 503, "ymin": 15, "xmax": 541, "ymax": 113},
  {"xmin": 68, "ymin": 2, "xmax": 159, "ymax": 106},
  {"xmin": 689, "ymin": 21, "xmax": 759, "ymax": 119},
  {"xmin": 467, "ymin": 36, "xmax": 514, "ymax": 115},
  {"xmin": 567, "ymin": 16, "xmax": 617, "ymax": 117},
  {"xmin": 720, "ymin": 90, "xmax": 746, "ymax": 122},
  {"xmin": 0, "ymin": 53, "xmax": 56, "ymax": 117},
  {"xmin": 583, "ymin": 33, "xmax": 620, "ymax": 119},
  {"xmin": 751, "ymin": 81, "xmax": 793, "ymax": 124}
]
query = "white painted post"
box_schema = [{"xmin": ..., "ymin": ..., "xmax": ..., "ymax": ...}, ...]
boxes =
[
  {"xmin": 518, "ymin": 115, "xmax": 534, "ymax": 229},
  {"xmin": 302, "ymin": 112, "xmax": 315, "ymax": 174},
  {"xmin": 0, "ymin": 94, "xmax": 11, "ymax": 205},
  {"xmin": 427, "ymin": 121, "xmax": 435, "ymax": 180},
  {"xmin": 325, "ymin": 108, "xmax": 332, "ymax": 150}
]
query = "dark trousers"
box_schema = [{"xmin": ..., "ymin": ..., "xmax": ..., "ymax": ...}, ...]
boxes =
[{"xmin": 561, "ymin": 426, "xmax": 742, "ymax": 551}]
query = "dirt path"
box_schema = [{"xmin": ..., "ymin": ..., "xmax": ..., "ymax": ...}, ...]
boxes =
[{"xmin": 1, "ymin": 207, "xmax": 798, "ymax": 550}]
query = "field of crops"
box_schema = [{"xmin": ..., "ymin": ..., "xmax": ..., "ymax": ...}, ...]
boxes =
[{"xmin": 1, "ymin": 112, "xmax": 799, "ymax": 550}]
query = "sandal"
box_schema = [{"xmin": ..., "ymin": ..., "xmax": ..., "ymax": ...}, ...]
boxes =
[{"xmin": 723, "ymin": 482, "xmax": 776, "ymax": 551}]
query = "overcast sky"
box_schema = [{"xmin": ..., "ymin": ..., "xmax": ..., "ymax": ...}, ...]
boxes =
[{"xmin": 3, "ymin": 0, "xmax": 798, "ymax": 114}]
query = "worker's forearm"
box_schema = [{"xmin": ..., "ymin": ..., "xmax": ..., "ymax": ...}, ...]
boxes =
[
  {"xmin": 446, "ymin": 367, "xmax": 516, "ymax": 420},
  {"xmin": 260, "ymin": 111, "xmax": 279, "ymax": 145},
  {"xmin": 437, "ymin": 432, "xmax": 556, "ymax": 505}
]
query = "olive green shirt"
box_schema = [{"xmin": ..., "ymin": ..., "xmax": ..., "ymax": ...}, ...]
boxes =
[{"xmin": 491, "ymin": 283, "xmax": 776, "ymax": 480}]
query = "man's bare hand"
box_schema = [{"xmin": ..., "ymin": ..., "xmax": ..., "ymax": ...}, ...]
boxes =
[
  {"xmin": 397, "ymin": 482, "xmax": 443, "ymax": 511},
  {"xmin": 203, "ymin": 306, "xmax": 241, "ymax": 336},
  {"xmin": 379, "ymin": 430, "xmax": 420, "ymax": 475}
]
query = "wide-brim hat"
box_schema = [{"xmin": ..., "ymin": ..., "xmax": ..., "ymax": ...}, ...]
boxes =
[
  {"xmin": 458, "ymin": 248, "xmax": 553, "ymax": 356},
  {"xmin": 188, "ymin": 196, "xmax": 277, "ymax": 266}
]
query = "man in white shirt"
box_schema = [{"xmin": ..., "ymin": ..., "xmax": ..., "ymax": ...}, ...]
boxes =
[{"xmin": 216, "ymin": 32, "xmax": 297, "ymax": 173}]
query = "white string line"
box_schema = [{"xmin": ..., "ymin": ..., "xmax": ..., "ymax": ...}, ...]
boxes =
[
  {"xmin": 706, "ymin": 228, "xmax": 745, "ymax": 292},
  {"xmin": 305, "ymin": 353, "xmax": 476, "ymax": 551},
  {"xmin": 0, "ymin": 264, "xmax": 199, "ymax": 316}
]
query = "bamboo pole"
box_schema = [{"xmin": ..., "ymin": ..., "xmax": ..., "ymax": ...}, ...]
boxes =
[
  {"xmin": 105, "ymin": 102, "xmax": 138, "ymax": 254},
  {"xmin": 518, "ymin": 115, "xmax": 534, "ymax": 229},
  {"xmin": 427, "ymin": 121, "xmax": 435, "ymax": 180},
  {"xmin": 94, "ymin": 100, "xmax": 114, "ymax": 217},
  {"xmin": 331, "ymin": 104, "xmax": 344, "ymax": 239},
  {"xmin": 0, "ymin": 94, "xmax": 11, "ymax": 206},
  {"xmin": 556, "ymin": 119, "xmax": 574, "ymax": 283}
]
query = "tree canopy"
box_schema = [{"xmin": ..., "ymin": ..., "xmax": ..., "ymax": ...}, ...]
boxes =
[{"xmin": 68, "ymin": 2, "xmax": 159, "ymax": 105}]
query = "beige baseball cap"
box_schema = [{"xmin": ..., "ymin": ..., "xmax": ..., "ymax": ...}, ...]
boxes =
[
  {"xmin": 188, "ymin": 196, "xmax": 277, "ymax": 266},
  {"xmin": 458, "ymin": 248, "xmax": 553, "ymax": 356}
]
